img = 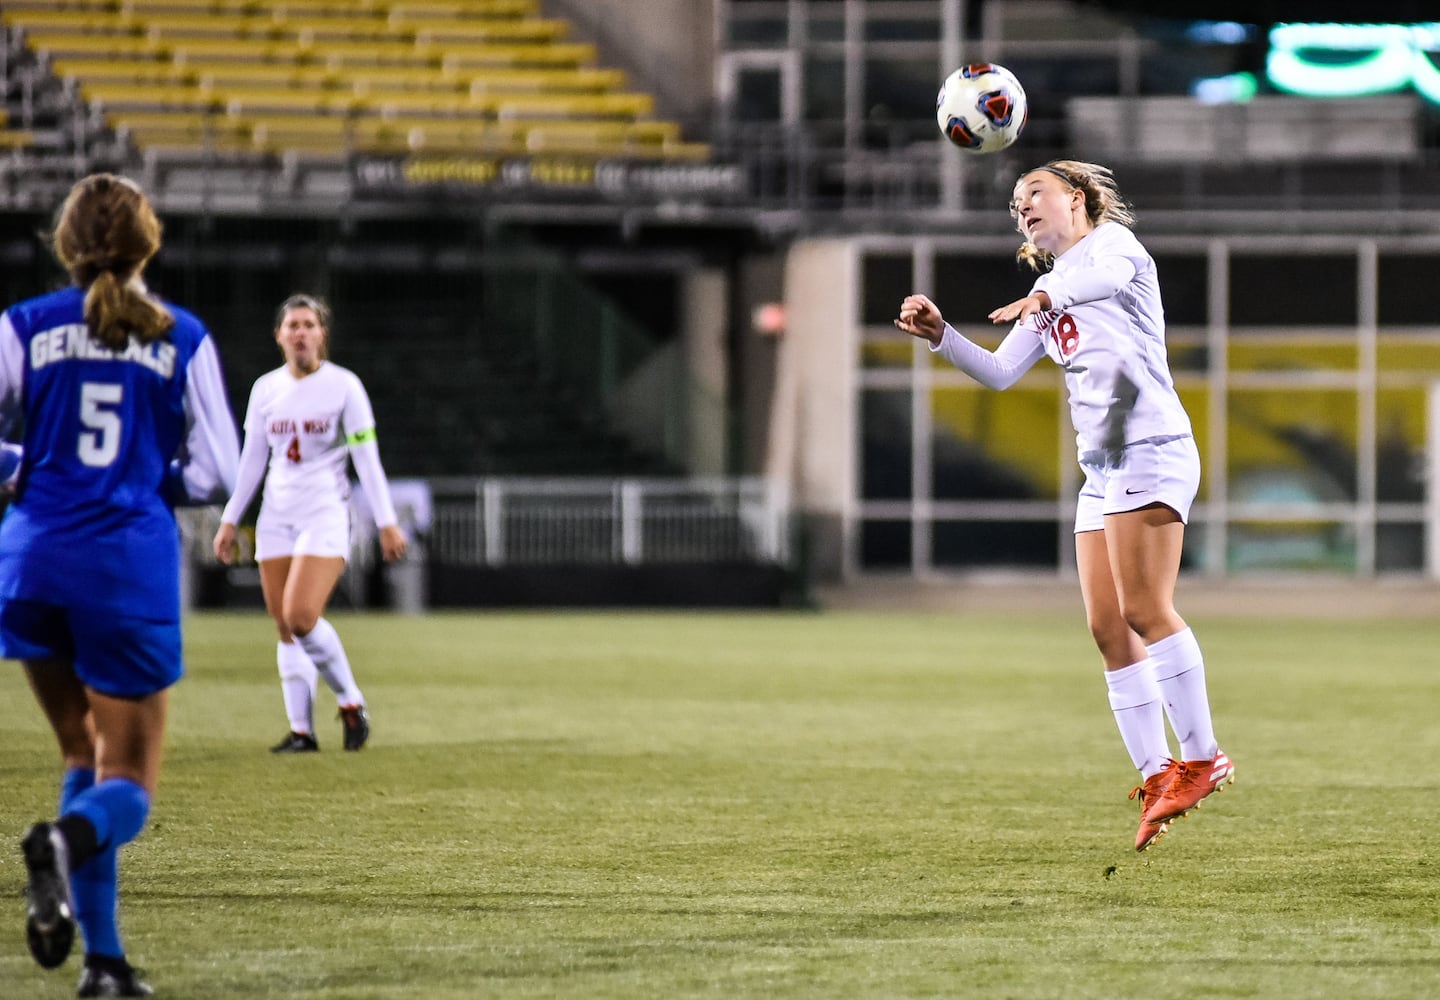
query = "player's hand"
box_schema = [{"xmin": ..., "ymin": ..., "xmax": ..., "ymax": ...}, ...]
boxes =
[
  {"xmin": 988, "ymin": 292, "xmax": 1050, "ymax": 325},
  {"xmin": 379, "ymin": 524, "xmax": 408, "ymax": 562},
  {"xmin": 212, "ymin": 522, "xmax": 238, "ymax": 565},
  {"xmin": 894, "ymin": 293, "xmax": 945, "ymax": 346}
]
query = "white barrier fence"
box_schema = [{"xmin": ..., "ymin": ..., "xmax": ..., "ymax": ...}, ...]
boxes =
[
  {"xmin": 182, "ymin": 476, "xmax": 793, "ymax": 570},
  {"xmin": 425, "ymin": 476, "xmax": 791, "ymax": 567}
]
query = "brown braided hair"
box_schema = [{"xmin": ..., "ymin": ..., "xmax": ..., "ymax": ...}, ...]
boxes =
[{"xmin": 52, "ymin": 173, "xmax": 173, "ymax": 350}]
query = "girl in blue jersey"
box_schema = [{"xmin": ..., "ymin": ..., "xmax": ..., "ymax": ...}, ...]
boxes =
[
  {"xmin": 896, "ymin": 161, "xmax": 1232, "ymax": 854},
  {"xmin": 1, "ymin": 174, "xmax": 239, "ymax": 997}
]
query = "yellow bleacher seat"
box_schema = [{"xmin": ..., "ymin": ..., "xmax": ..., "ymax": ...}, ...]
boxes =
[
  {"xmin": 302, "ymin": 39, "xmax": 434, "ymax": 66},
  {"xmin": 221, "ymin": 89, "xmax": 367, "ymax": 115},
  {"xmin": 645, "ymin": 140, "xmax": 711, "ymax": 162},
  {"xmin": 16, "ymin": 0, "xmax": 707, "ymax": 163},
  {"xmin": 387, "ymin": 0, "xmax": 539, "ymax": 20},
  {"xmin": 367, "ymin": 93, "xmax": 470, "ymax": 117},
  {"xmin": 519, "ymin": 119, "xmax": 680, "ymax": 144},
  {"xmin": 491, "ymin": 92, "xmax": 654, "ymax": 119},
  {"xmin": 343, "ymin": 118, "xmax": 417, "ymax": 151},
  {"xmin": 21, "ymin": 33, "xmax": 165, "ymax": 59},
  {"xmin": 464, "ymin": 68, "xmax": 626, "ymax": 95},
  {"xmin": 81, "ymin": 82, "xmax": 226, "ymax": 113},
  {"xmin": 3, "ymin": 0, "xmax": 116, "ymax": 11},
  {"xmin": 412, "ymin": 19, "xmax": 569, "ymax": 44},
  {"xmin": 250, "ymin": 118, "xmax": 353, "ymax": 153},
  {"xmin": 350, "ymin": 118, "xmax": 524, "ymax": 154},
  {"xmin": 106, "ymin": 109, "xmax": 242, "ymax": 130},
  {"xmin": 190, "ymin": 63, "xmax": 343, "ymax": 89},
  {"xmin": 143, "ymin": 16, "xmax": 290, "ymax": 41},
  {"xmin": 354, "ymin": 90, "xmax": 652, "ymax": 120},
  {"xmin": 168, "ymin": 40, "xmax": 309, "ymax": 64},
  {"xmin": 282, "ymin": 18, "xmax": 401, "ymax": 43},
  {"xmin": 1, "ymin": 10, "xmax": 141, "ymax": 33},
  {"xmin": 50, "ymin": 58, "xmax": 196, "ymax": 87},
  {"xmin": 107, "ymin": 110, "xmax": 253, "ymax": 149},
  {"xmin": 0, "ymin": 129, "xmax": 37, "ymax": 149},
  {"xmin": 439, "ymin": 43, "xmax": 595, "ymax": 70},
  {"xmin": 86, "ymin": 79, "xmax": 365, "ymax": 116},
  {"xmin": 337, "ymin": 91, "xmax": 644, "ymax": 121},
  {"xmin": 124, "ymin": 0, "xmax": 358, "ymax": 13},
  {"xmin": 349, "ymin": 75, "xmax": 469, "ymax": 98}
]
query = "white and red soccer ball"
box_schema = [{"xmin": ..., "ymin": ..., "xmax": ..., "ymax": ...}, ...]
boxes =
[{"xmin": 936, "ymin": 63, "xmax": 1027, "ymax": 154}]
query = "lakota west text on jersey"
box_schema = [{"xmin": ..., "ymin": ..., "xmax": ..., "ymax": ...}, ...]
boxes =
[{"xmin": 267, "ymin": 418, "xmax": 333, "ymax": 436}]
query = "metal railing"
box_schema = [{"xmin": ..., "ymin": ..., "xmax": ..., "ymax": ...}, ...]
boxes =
[
  {"xmin": 181, "ymin": 476, "xmax": 793, "ymax": 570},
  {"xmin": 426, "ymin": 476, "xmax": 791, "ymax": 567}
]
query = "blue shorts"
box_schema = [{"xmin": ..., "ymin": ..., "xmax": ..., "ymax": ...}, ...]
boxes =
[{"xmin": 0, "ymin": 598, "xmax": 183, "ymax": 698}]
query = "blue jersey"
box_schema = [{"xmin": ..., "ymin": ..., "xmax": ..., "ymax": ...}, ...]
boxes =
[{"xmin": 0, "ymin": 286, "xmax": 239, "ymax": 621}]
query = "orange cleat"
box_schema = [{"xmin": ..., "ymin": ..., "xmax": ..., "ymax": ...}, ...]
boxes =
[
  {"xmin": 1129, "ymin": 759, "xmax": 1180, "ymax": 852},
  {"xmin": 1143, "ymin": 749, "xmax": 1234, "ymax": 826}
]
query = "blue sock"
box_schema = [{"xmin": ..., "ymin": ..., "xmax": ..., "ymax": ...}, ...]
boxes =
[
  {"xmin": 65, "ymin": 778, "xmax": 150, "ymax": 851},
  {"xmin": 63, "ymin": 778, "xmax": 150, "ymax": 962},
  {"xmin": 72, "ymin": 844, "xmax": 122, "ymax": 959},
  {"xmin": 58, "ymin": 766, "xmax": 96, "ymax": 813}
]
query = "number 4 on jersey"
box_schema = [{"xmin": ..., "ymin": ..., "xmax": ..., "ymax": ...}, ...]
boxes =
[{"xmin": 286, "ymin": 435, "xmax": 302, "ymax": 463}]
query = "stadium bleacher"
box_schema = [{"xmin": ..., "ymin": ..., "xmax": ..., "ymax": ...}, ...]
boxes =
[{"xmin": 1, "ymin": 0, "xmax": 708, "ymax": 161}]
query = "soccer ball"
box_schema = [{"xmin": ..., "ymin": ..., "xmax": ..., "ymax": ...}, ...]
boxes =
[{"xmin": 935, "ymin": 63, "xmax": 1027, "ymax": 153}]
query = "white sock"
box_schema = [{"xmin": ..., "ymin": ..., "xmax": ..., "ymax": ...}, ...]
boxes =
[
  {"xmin": 1105, "ymin": 658, "xmax": 1172, "ymax": 778},
  {"xmin": 1149, "ymin": 627, "xmax": 1219, "ymax": 763},
  {"xmin": 295, "ymin": 617, "xmax": 365, "ymax": 707},
  {"xmin": 277, "ymin": 640, "xmax": 318, "ymax": 735}
]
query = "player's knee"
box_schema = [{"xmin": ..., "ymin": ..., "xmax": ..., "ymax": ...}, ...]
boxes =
[
  {"xmin": 283, "ymin": 609, "xmax": 321, "ymax": 637},
  {"xmin": 1119, "ymin": 601, "xmax": 1174, "ymax": 644},
  {"xmin": 1086, "ymin": 615, "xmax": 1132, "ymax": 662}
]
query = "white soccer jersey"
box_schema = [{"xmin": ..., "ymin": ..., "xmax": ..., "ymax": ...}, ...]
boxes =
[
  {"xmin": 1026, "ymin": 222, "xmax": 1192, "ymax": 461},
  {"xmin": 935, "ymin": 222, "xmax": 1193, "ymax": 465},
  {"xmin": 221, "ymin": 361, "xmax": 398, "ymax": 528}
]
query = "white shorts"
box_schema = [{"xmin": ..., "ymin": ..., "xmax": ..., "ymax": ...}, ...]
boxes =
[
  {"xmin": 1075, "ymin": 435, "xmax": 1200, "ymax": 533},
  {"xmin": 254, "ymin": 506, "xmax": 351, "ymax": 561}
]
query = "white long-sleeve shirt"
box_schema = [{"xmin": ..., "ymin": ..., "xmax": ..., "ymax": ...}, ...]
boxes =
[
  {"xmin": 932, "ymin": 222, "xmax": 1192, "ymax": 464},
  {"xmin": 221, "ymin": 361, "xmax": 398, "ymax": 528}
]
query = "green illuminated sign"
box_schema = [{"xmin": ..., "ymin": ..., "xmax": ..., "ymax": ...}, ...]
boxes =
[{"xmin": 1267, "ymin": 22, "xmax": 1440, "ymax": 102}]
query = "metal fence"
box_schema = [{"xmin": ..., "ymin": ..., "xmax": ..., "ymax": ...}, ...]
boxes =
[
  {"xmin": 425, "ymin": 476, "xmax": 791, "ymax": 567},
  {"xmin": 183, "ymin": 476, "xmax": 793, "ymax": 569}
]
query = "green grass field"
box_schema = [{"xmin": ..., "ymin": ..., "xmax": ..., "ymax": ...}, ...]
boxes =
[{"xmin": 2, "ymin": 608, "xmax": 1438, "ymax": 999}]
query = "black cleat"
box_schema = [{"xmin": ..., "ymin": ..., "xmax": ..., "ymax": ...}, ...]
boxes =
[
  {"xmin": 77, "ymin": 958, "xmax": 155, "ymax": 997},
  {"xmin": 339, "ymin": 705, "xmax": 370, "ymax": 751},
  {"xmin": 21, "ymin": 822, "xmax": 76, "ymax": 970},
  {"xmin": 269, "ymin": 731, "xmax": 319, "ymax": 754}
]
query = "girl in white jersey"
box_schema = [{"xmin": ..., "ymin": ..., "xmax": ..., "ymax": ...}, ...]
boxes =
[
  {"xmin": 212, "ymin": 295, "xmax": 407, "ymax": 753},
  {"xmin": 895, "ymin": 160, "xmax": 1232, "ymax": 853}
]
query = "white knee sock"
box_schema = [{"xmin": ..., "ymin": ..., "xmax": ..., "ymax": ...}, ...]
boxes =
[
  {"xmin": 277, "ymin": 640, "xmax": 318, "ymax": 735},
  {"xmin": 295, "ymin": 617, "xmax": 365, "ymax": 707},
  {"xmin": 1148, "ymin": 627, "xmax": 1218, "ymax": 763},
  {"xmin": 1105, "ymin": 658, "xmax": 1172, "ymax": 778}
]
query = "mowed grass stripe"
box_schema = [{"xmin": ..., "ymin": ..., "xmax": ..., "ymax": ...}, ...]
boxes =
[{"xmin": 1, "ymin": 609, "xmax": 1437, "ymax": 999}]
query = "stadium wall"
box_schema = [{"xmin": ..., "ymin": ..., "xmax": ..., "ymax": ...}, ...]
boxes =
[{"xmin": 546, "ymin": 0, "xmax": 715, "ymax": 125}]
